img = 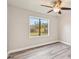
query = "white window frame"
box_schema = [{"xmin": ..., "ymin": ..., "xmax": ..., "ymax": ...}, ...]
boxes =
[{"xmin": 29, "ymin": 16, "xmax": 49, "ymax": 38}]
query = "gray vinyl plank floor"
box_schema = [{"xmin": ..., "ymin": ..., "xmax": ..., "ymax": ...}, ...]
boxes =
[{"xmin": 9, "ymin": 42, "xmax": 71, "ymax": 59}]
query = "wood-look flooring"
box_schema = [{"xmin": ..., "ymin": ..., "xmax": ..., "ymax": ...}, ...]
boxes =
[{"xmin": 8, "ymin": 42, "xmax": 71, "ymax": 59}]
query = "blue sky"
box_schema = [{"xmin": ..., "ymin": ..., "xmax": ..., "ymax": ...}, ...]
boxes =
[{"xmin": 30, "ymin": 16, "xmax": 48, "ymax": 25}]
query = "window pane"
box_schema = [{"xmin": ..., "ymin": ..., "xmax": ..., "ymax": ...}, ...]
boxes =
[
  {"xmin": 40, "ymin": 18, "xmax": 48, "ymax": 36},
  {"xmin": 30, "ymin": 16, "xmax": 39, "ymax": 36}
]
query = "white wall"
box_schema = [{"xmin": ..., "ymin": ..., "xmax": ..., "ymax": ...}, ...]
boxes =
[
  {"xmin": 7, "ymin": 5, "xmax": 59, "ymax": 52},
  {"xmin": 58, "ymin": 11, "xmax": 71, "ymax": 45}
]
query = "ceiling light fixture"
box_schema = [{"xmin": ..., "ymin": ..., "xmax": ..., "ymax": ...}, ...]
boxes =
[{"xmin": 53, "ymin": 7, "xmax": 60, "ymax": 12}]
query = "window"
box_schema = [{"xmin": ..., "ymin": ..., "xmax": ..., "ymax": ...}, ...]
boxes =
[{"xmin": 29, "ymin": 16, "xmax": 48, "ymax": 36}]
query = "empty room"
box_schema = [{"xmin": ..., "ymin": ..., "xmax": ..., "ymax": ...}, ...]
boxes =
[{"xmin": 7, "ymin": 0, "xmax": 71, "ymax": 59}]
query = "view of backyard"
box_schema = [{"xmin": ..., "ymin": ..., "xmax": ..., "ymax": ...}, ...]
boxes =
[{"xmin": 30, "ymin": 16, "xmax": 48, "ymax": 36}]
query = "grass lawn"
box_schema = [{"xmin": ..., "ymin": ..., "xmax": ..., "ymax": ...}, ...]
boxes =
[{"xmin": 30, "ymin": 32, "xmax": 48, "ymax": 36}]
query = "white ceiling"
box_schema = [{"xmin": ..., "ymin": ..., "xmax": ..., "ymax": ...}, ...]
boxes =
[{"xmin": 8, "ymin": 0, "xmax": 71, "ymax": 15}]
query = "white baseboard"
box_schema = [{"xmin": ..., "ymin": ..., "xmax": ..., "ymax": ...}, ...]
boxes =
[
  {"xmin": 60, "ymin": 41, "xmax": 71, "ymax": 46},
  {"xmin": 8, "ymin": 40, "xmax": 59, "ymax": 55}
]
